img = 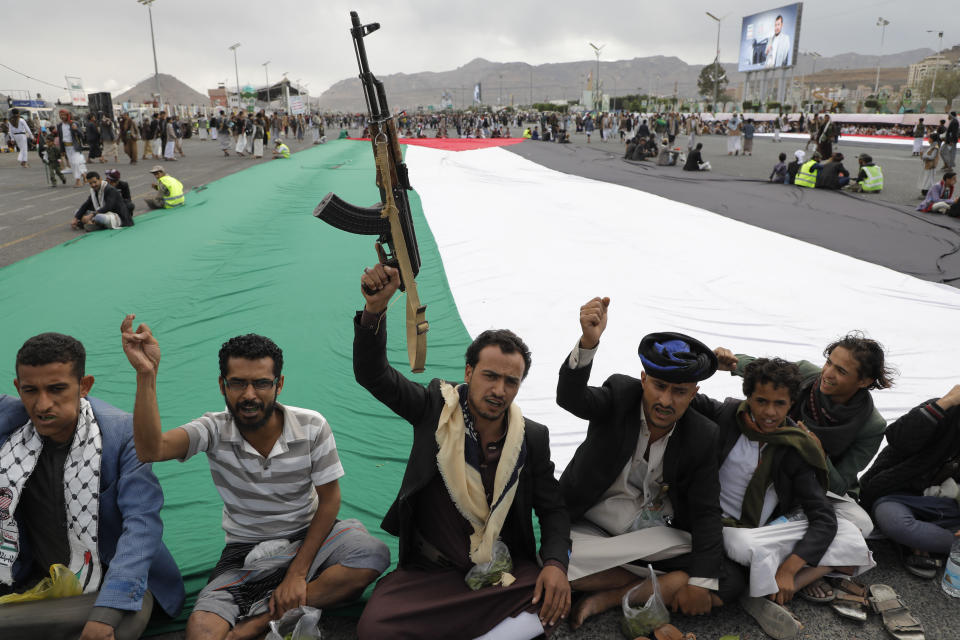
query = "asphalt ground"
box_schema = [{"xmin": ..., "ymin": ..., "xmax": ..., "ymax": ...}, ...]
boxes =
[
  {"xmin": 508, "ymin": 130, "xmax": 960, "ymax": 287},
  {"xmin": 0, "ymin": 133, "xmax": 323, "ymax": 268},
  {"xmin": 4, "ymin": 129, "xmax": 960, "ymax": 639}
]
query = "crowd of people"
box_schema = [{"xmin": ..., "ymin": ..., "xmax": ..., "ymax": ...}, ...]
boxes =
[
  {"xmin": 4, "ymin": 102, "xmax": 960, "ymax": 640},
  {"xmin": 1, "ymin": 259, "xmax": 960, "ymax": 640},
  {"xmin": 2, "ymin": 107, "xmax": 326, "ymax": 181}
]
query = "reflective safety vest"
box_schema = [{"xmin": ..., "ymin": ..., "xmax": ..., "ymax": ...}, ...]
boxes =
[
  {"xmin": 277, "ymin": 143, "xmax": 290, "ymax": 158},
  {"xmin": 795, "ymin": 160, "xmax": 818, "ymax": 188},
  {"xmin": 860, "ymin": 164, "xmax": 883, "ymax": 192},
  {"xmin": 158, "ymin": 175, "xmax": 184, "ymax": 207}
]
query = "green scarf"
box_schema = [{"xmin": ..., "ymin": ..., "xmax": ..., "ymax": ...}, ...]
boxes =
[{"xmin": 734, "ymin": 401, "xmax": 828, "ymax": 528}]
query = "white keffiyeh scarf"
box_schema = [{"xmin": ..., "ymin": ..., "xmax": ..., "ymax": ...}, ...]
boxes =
[{"xmin": 0, "ymin": 398, "xmax": 103, "ymax": 592}]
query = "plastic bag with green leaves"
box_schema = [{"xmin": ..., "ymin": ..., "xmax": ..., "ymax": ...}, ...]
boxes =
[
  {"xmin": 264, "ymin": 605, "xmax": 322, "ymax": 640},
  {"xmin": 0, "ymin": 564, "xmax": 82, "ymax": 604},
  {"xmin": 620, "ymin": 564, "xmax": 670, "ymax": 639},
  {"xmin": 464, "ymin": 540, "xmax": 514, "ymax": 591}
]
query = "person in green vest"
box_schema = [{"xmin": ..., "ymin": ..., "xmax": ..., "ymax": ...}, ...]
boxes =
[
  {"xmin": 794, "ymin": 151, "xmax": 820, "ymax": 188},
  {"xmin": 272, "ymin": 139, "xmax": 291, "ymax": 159},
  {"xmin": 847, "ymin": 154, "xmax": 883, "ymax": 193},
  {"xmin": 143, "ymin": 165, "xmax": 185, "ymax": 210}
]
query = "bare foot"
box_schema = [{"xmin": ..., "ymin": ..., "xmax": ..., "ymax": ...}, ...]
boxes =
[{"xmin": 570, "ymin": 590, "xmax": 622, "ymax": 630}]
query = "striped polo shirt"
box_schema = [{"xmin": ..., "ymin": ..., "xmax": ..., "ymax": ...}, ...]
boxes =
[{"xmin": 179, "ymin": 404, "xmax": 344, "ymax": 543}]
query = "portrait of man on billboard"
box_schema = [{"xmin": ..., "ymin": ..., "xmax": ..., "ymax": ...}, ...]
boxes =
[
  {"xmin": 764, "ymin": 14, "xmax": 792, "ymax": 68},
  {"xmin": 738, "ymin": 3, "xmax": 801, "ymax": 73}
]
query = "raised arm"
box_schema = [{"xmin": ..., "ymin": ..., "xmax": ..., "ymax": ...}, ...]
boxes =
[
  {"xmin": 120, "ymin": 314, "xmax": 190, "ymax": 462},
  {"xmin": 556, "ymin": 297, "xmax": 616, "ymax": 421},
  {"xmin": 353, "ymin": 264, "xmax": 429, "ymax": 425}
]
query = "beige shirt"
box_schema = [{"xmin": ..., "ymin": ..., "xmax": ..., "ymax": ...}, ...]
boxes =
[{"xmin": 582, "ymin": 407, "xmax": 675, "ymax": 535}]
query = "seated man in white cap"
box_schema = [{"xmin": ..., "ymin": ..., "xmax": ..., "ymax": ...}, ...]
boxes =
[
  {"xmin": 558, "ymin": 297, "xmax": 744, "ymax": 629},
  {"xmin": 144, "ymin": 165, "xmax": 185, "ymax": 210}
]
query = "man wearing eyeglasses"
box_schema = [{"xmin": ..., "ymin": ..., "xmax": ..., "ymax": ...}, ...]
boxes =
[{"xmin": 119, "ymin": 315, "xmax": 389, "ymax": 640}]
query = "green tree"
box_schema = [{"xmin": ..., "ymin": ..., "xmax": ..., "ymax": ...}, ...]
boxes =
[
  {"xmin": 698, "ymin": 61, "xmax": 729, "ymax": 102},
  {"xmin": 918, "ymin": 69, "xmax": 960, "ymax": 109}
]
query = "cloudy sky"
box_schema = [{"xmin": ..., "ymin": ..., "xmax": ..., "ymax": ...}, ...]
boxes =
[{"xmin": 1, "ymin": 0, "xmax": 950, "ymax": 102}]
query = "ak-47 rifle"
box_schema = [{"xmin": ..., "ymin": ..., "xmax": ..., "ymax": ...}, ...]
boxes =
[{"xmin": 313, "ymin": 11, "xmax": 428, "ymax": 372}]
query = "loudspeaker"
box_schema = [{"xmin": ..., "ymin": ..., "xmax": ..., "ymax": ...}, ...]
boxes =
[{"xmin": 87, "ymin": 92, "xmax": 114, "ymax": 117}]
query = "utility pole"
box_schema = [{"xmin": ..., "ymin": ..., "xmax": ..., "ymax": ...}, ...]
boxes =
[
  {"xmin": 229, "ymin": 43, "xmax": 241, "ymax": 110},
  {"xmin": 589, "ymin": 43, "xmax": 604, "ymax": 112},
  {"xmin": 874, "ymin": 18, "xmax": 890, "ymax": 96},
  {"xmin": 137, "ymin": 0, "xmax": 163, "ymax": 108},
  {"xmin": 927, "ymin": 30, "xmax": 945, "ymax": 104},
  {"xmin": 262, "ymin": 60, "xmax": 270, "ymax": 103},
  {"xmin": 706, "ymin": 12, "xmax": 722, "ymax": 111}
]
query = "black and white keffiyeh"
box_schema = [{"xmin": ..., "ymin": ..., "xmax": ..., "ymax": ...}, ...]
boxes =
[{"xmin": 0, "ymin": 398, "xmax": 103, "ymax": 592}]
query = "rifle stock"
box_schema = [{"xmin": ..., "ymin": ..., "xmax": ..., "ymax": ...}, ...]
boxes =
[{"xmin": 313, "ymin": 11, "xmax": 428, "ymax": 372}]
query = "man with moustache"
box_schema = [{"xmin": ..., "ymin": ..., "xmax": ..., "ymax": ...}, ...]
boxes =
[
  {"xmin": 354, "ymin": 264, "xmax": 572, "ymax": 640},
  {"xmin": 0, "ymin": 332, "xmax": 184, "ymax": 640},
  {"xmin": 558, "ymin": 297, "xmax": 742, "ymax": 630},
  {"xmin": 120, "ymin": 316, "xmax": 389, "ymax": 640}
]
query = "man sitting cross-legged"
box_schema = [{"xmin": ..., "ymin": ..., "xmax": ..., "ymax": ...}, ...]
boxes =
[
  {"xmin": 354, "ymin": 264, "xmax": 572, "ymax": 640},
  {"xmin": 0, "ymin": 332, "xmax": 184, "ymax": 640},
  {"xmin": 713, "ymin": 332, "xmax": 893, "ymax": 601},
  {"xmin": 691, "ymin": 358, "xmax": 874, "ymax": 640},
  {"xmin": 120, "ymin": 315, "xmax": 389, "ymax": 640},
  {"xmin": 558, "ymin": 297, "xmax": 745, "ymax": 630}
]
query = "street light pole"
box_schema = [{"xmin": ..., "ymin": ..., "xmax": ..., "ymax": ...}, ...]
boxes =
[
  {"xmin": 137, "ymin": 0, "xmax": 162, "ymax": 108},
  {"xmin": 262, "ymin": 60, "xmax": 270, "ymax": 103},
  {"xmin": 874, "ymin": 17, "xmax": 890, "ymax": 96},
  {"xmin": 927, "ymin": 30, "xmax": 945, "ymax": 104},
  {"xmin": 589, "ymin": 42, "xmax": 604, "ymax": 113},
  {"xmin": 706, "ymin": 12, "xmax": 722, "ymax": 111},
  {"xmin": 229, "ymin": 43, "xmax": 241, "ymax": 111}
]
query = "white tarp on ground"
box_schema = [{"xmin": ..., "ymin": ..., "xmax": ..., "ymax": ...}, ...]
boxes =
[{"xmin": 406, "ymin": 144, "xmax": 960, "ymax": 474}]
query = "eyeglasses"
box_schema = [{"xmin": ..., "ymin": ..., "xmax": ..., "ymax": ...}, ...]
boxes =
[{"xmin": 224, "ymin": 377, "xmax": 278, "ymax": 391}]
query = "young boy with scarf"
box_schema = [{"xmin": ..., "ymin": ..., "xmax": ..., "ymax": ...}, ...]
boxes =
[
  {"xmin": 691, "ymin": 358, "xmax": 874, "ymax": 640},
  {"xmin": 713, "ymin": 333, "xmax": 894, "ymax": 597},
  {"xmin": 354, "ymin": 263, "xmax": 571, "ymax": 640}
]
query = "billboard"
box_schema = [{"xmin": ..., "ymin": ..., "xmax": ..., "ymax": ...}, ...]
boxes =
[
  {"xmin": 65, "ymin": 76, "xmax": 88, "ymax": 106},
  {"xmin": 737, "ymin": 3, "xmax": 802, "ymax": 72}
]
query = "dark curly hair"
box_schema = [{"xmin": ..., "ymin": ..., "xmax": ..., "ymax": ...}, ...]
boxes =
[
  {"xmin": 16, "ymin": 332, "xmax": 86, "ymax": 379},
  {"xmin": 824, "ymin": 331, "xmax": 895, "ymax": 390},
  {"xmin": 218, "ymin": 334, "xmax": 283, "ymax": 378},
  {"xmin": 465, "ymin": 329, "xmax": 532, "ymax": 380},
  {"xmin": 742, "ymin": 357, "xmax": 803, "ymax": 401}
]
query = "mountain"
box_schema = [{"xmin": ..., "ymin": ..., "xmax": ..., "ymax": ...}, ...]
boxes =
[
  {"xmin": 113, "ymin": 73, "xmax": 208, "ymax": 106},
  {"xmin": 316, "ymin": 48, "xmax": 936, "ymax": 111}
]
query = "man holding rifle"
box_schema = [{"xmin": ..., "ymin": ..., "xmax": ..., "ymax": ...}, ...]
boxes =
[{"xmin": 354, "ymin": 264, "xmax": 571, "ymax": 640}]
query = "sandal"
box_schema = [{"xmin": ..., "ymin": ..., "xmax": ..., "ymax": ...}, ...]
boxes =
[
  {"xmin": 798, "ymin": 577, "xmax": 835, "ymax": 603},
  {"xmin": 740, "ymin": 596, "xmax": 803, "ymax": 640},
  {"xmin": 830, "ymin": 592, "xmax": 868, "ymax": 622},
  {"xmin": 827, "ymin": 575, "xmax": 868, "ymax": 598},
  {"xmin": 904, "ymin": 550, "xmax": 939, "ymax": 579},
  {"xmin": 868, "ymin": 584, "xmax": 925, "ymax": 640}
]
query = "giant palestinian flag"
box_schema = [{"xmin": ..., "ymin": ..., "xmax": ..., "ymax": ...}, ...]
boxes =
[{"xmin": 1, "ymin": 138, "xmax": 959, "ymax": 629}]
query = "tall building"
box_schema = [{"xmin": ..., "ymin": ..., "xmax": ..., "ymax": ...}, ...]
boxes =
[{"xmin": 908, "ymin": 46, "xmax": 960, "ymax": 89}]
